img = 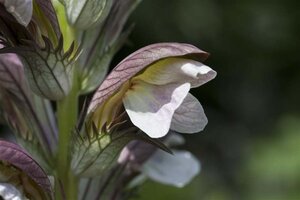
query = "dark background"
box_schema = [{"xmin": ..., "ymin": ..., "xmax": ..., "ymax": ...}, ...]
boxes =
[{"xmin": 117, "ymin": 0, "xmax": 300, "ymax": 199}]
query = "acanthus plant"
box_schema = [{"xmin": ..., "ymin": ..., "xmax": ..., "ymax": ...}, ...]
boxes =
[{"xmin": 0, "ymin": 0, "xmax": 217, "ymax": 199}]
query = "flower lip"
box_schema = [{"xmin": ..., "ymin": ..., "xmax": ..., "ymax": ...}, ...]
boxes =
[{"xmin": 88, "ymin": 42, "xmax": 210, "ymax": 114}]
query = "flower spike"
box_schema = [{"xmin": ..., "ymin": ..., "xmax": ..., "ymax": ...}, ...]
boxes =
[{"xmin": 88, "ymin": 43, "xmax": 216, "ymax": 138}]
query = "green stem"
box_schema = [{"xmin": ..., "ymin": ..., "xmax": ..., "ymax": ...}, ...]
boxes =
[{"xmin": 56, "ymin": 71, "xmax": 79, "ymax": 200}]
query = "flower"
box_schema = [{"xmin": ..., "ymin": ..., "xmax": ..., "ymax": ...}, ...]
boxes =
[
  {"xmin": 118, "ymin": 133, "xmax": 200, "ymax": 188},
  {"xmin": 88, "ymin": 43, "xmax": 216, "ymax": 138},
  {"xmin": 0, "ymin": 140, "xmax": 53, "ymax": 199},
  {"xmin": 71, "ymin": 43, "xmax": 216, "ymax": 177}
]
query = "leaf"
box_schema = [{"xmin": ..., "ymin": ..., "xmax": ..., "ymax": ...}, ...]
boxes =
[
  {"xmin": 72, "ymin": 128, "xmax": 137, "ymax": 177},
  {"xmin": 88, "ymin": 43, "xmax": 209, "ymax": 114},
  {"xmin": 0, "ymin": 140, "xmax": 53, "ymax": 199}
]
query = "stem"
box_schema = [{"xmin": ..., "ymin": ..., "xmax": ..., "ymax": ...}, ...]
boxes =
[{"xmin": 56, "ymin": 71, "xmax": 79, "ymax": 200}]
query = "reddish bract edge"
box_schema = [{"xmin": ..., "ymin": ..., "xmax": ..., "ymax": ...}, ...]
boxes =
[{"xmin": 0, "ymin": 140, "xmax": 52, "ymax": 195}]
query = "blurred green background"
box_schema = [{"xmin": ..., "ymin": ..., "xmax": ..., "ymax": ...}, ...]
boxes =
[{"xmin": 116, "ymin": 0, "xmax": 300, "ymax": 199}]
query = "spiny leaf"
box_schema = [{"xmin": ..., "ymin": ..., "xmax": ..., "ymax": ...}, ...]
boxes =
[
  {"xmin": 71, "ymin": 128, "xmax": 138, "ymax": 177},
  {"xmin": 0, "ymin": 37, "xmax": 79, "ymax": 100}
]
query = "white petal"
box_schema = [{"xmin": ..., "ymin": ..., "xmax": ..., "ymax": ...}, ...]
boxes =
[
  {"xmin": 4, "ymin": 0, "xmax": 33, "ymax": 26},
  {"xmin": 0, "ymin": 183, "xmax": 23, "ymax": 200},
  {"xmin": 171, "ymin": 93, "xmax": 208, "ymax": 133},
  {"xmin": 142, "ymin": 150, "xmax": 200, "ymax": 188},
  {"xmin": 123, "ymin": 81, "xmax": 190, "ymax": 138},
  {"xmin": 133, "ymin": 58, "xmax": 217, "ymax": 87}
]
